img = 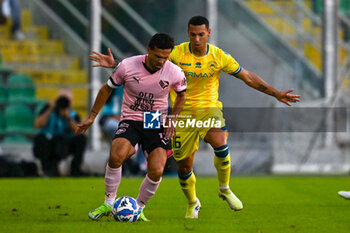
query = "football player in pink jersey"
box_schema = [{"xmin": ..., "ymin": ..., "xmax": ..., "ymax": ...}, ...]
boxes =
[{"xmin": 76, "ymin": 33, "xmax": 187, "ymax": 221}]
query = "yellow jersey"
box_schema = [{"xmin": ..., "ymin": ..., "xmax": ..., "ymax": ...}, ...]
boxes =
[{"xmin": 169, "ymin": 42, "xmax": 241, "ymax": 109}]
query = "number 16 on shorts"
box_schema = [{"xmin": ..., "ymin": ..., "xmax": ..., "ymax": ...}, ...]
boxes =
[{"xmin": 173, "ymin": 136, "xmax": 181, "ymax": 148}]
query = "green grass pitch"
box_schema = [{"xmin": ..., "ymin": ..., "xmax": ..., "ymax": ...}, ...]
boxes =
[{"xmin": 1, "ymin": 176, "xmax": 350, "ymax": 233}]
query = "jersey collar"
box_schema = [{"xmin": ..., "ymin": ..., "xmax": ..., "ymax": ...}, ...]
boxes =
[
  {"xmin": 143, "ymin": 55, "xmax": 159, "ymax": 74},
  {"xmin": 189, "ymin": 43, "xmax": 209, "ymax": 56}
]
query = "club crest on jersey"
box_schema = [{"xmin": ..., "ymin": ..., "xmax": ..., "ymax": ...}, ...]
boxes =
[
  {"xmin": 159, "ymin": 80, "xmax": 169, "ymax": 89},
  {"xmin": 207, "ymin": 61, "xmax": 218, "ymax": 71},
  {"xmin": 143, "ymin": 110, "xmax": 161, "ymax": 129}
]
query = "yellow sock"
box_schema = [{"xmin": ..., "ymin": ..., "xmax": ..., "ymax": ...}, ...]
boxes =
[
  {"xmin": 178, "ymin": 171, "xmax": 197, "ymax": 203},
  {"xmin": 214, "ymin": 153, "xmax": 231, "ymax": 188}
]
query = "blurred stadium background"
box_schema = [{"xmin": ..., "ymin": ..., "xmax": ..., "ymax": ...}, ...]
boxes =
[{"xmin": 0, "ymin": 0, "xmax": 350, "ymax": 176}]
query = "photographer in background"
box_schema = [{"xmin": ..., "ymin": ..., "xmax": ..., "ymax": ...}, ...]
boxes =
[{"xmin": 32, "ymin": 89, "xmax": 87, "ymax": 177}]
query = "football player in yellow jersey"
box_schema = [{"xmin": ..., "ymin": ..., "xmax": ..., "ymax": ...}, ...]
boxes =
[{"xmin": 90, "ymin": 16, "xmax": 301, "ymax": 219}]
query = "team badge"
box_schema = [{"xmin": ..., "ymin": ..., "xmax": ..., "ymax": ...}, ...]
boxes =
[
  {"xmin": 159, "ymin": 80, "xmax": 169, "ymax": 89},
  {"xmin": 207, "ymin": 61, "xmax": 218, "ymax": 71}
]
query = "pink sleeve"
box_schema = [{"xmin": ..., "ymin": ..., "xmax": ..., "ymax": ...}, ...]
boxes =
[
  {"xmin": 172, "ymin": 69, "xmax": 187, "ymax": 93},
  {"xmin": 107, "ymin": 62, "xmax": 126, "ymax": 88}
]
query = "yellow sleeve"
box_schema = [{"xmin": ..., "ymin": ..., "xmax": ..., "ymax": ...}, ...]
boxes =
[
  {"xmin": 169, "ymin": 46, "xmax": 180, "ymax": 65},
  {"xmin": 221, "ymin": 51, "xmax": 241, "ymax": 76}
]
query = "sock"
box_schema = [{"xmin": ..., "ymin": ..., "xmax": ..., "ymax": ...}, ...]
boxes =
[
  {"xmin": 178, "ymin": 170, "xmax": 197, "ymax": 203},
  {"xmin": 214, "ymin": 145, "xmax": 231, "ymax": 189},
  {"xmin": 104, "ymin": 164, "xmax": 122, "ymax": 207},
  {"xmin": 136, "ymin": 175, "xmax": 161, "ymax": 209}
]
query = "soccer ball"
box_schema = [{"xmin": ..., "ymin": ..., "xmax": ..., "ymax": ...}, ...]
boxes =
[{"xmin": 112, "ymin": 196, "xmax": 141, "ymax": 222}]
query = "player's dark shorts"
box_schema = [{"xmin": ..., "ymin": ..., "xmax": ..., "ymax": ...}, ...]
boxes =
[{"xmin": 113, "ymin": 120, "xmax": 171, "ymax": 155}]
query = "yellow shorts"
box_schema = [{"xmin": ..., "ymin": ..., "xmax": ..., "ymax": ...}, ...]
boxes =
[{"xmin": 172, "ymin": 108, "xmax": 226, "ymax": 161}]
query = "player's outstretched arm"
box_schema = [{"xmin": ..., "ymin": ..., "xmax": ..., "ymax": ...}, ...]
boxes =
[
  {"xmin": 235, "ymin": 68, "xmax": 300, "ymax": 106},
  {"xmin": 275, "ymin": 89, "xmax": 301, "ymax": 106},
  {"xmin": 75, "ymin": 84, "xmax": 113, "ymax": 134},
  {"xmin": 165, "ymin": 91, "xmax": 186, "ymax": 138},
  {"xmin": 89, "ymin": 48, "xmax": 117, "ymax": 68}
]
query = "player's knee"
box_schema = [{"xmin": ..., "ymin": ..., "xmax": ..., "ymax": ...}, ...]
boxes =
[
  {"xmin": 177, "ymin": 164, "xmax": 192, "ymax": 175},
  {"xmin": 147, "ymin": 167, "xmax": 164, "ymax": 181},
  {"xmin": 205, "ymin": 129, "xmax": 227, "ymax": 147},
  {"xmin": 108, "ymin": 153, "xmax": 125, "ymax": 168}
]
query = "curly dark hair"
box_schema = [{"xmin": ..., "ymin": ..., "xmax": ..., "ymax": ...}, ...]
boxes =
[{"xmin": 148, "ymin": 33, "xmax": 174, "ymax": 50}]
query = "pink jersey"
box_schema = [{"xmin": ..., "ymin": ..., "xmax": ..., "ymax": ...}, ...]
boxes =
[{"xmin": 108, "ymin": 55, "xmax": 187, "ymax": 122}]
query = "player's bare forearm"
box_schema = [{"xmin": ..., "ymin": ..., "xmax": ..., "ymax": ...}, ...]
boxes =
[
  {"xmin": 165, "ymin": 91, "xmax": 186, "ymax": 138},
  {"xmin": 170, "ymin": 91, "xmax": 186, "ymax": 118},
  {"xmin": 89, "ymin": 84, "xmax": 113, "ymax": 120},
  {"xmin": 75, "ymin": 84, "xmax": 113, "ymax": 134},
  {"xmin": 235, "ymin": 68, "xmax": 301, "ymax": 106},
  {"xmin": 236, "ymin": 69, "xmax": 279, "ymax": 97}
]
